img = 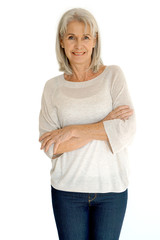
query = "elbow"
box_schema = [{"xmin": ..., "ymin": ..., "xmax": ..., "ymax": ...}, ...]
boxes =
[
  {"xmin": 129, "ymin": 113, "xmax": 136, "ymax": 137},
  {"xmin": 109, "ymin": 117, "xmax": 136, "ymax": 154}
]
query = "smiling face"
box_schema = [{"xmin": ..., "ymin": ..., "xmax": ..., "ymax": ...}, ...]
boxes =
[{"xmin": 60, "ymin": 20, "xmax": 97, "ymax": 68}]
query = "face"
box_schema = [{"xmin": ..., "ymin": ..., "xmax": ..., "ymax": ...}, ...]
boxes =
[{"xmin": 60, "ymin": 20, "xmax": 96, "ymax": 67}]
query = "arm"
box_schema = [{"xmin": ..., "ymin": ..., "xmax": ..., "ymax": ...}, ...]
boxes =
[
  {"xmin": 53, "ymin": 105, "xmax": 133, "ymax": 155},
  {"xmin": 52, "ymin": 136, "xmax": 92, "ymax": 156},
  {"xmin": 102, "ymin": 66, "xmax": 136, "ymax": 154},
  {"xmin": 42, "ymin": 105, "xmax": 133, "ymax": 156},
  {"xmin": 39, "ymin": 83, "xmax": 63, "ymax": 159},
  {"xmin": 53, "ymin": 121, "xmax": 109, "ymax": 156},
  {"xmin": 40, "ymin": 120, "xmax": 109, "ymax": 157}
]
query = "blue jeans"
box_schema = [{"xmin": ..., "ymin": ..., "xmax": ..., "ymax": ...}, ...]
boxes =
[{"xmin": 51, "ymin": 185, "xmax": 128, "ymax": 240}]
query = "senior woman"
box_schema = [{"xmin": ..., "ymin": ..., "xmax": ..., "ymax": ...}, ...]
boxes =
[{"xmin": 39, "ymin": 8, "xmax": 136, "ymax": 240}]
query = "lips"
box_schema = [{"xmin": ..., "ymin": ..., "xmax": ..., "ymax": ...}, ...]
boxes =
[{"xmin": 72, "ymin": 52, "xmax": 85, "ymax": 56}]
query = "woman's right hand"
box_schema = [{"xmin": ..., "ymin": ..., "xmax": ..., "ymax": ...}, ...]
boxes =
[{"xmin": 101, "ymin": 105, "xmax": 134, "ymax": 121}]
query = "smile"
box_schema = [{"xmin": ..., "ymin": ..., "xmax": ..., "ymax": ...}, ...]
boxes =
[{"xmin": 72, "ymin": 52, "xmax": 86, "ymax": 56}]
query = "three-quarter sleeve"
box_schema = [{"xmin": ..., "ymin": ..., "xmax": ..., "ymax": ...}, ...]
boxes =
[
  {"xmin": 102, "ymin": 67, "xmax": 136, "ymax": 154},
  {"xmin": 39, "ymin": 83, "xmax": 63, "ymax": 159}
]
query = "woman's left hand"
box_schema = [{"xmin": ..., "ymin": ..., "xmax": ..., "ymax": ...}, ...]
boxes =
[{"xmin": 39, "ymin": 125, "xmax": 79, "ymax": 154}]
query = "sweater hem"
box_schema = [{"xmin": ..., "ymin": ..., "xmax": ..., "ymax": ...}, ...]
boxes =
[{"xmin": 50, "ymin": 181, "xmax": 128, "ymax": 194}]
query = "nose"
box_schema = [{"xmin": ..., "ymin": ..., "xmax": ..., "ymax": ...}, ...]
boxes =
[{"xmin": 74, "ymin": 38, "xmax": 83, "ymax": 49}]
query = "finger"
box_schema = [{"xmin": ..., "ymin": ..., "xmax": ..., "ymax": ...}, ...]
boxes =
[
  {"xmin": 53, "ymin": 142, "xmax": 59, "ymax": 154},
  {"xmin": 116, "ymin": 109, "xmax": 133, "ymax": 118},
  {"xmin": 40, "ymin": 135, "xmax": 52, "ymax": 149},
  {"xmin": 121, "ymin": 111, "xmax": 133, "ymax": 118},
  {"xmin": 53, "ymin": 134, "xmax": 66, "ymax": 153},
  {"xmin": 110, "ymin": 106, "xmax": 130, "ymax": 119},
  {"xmin": 39, "ymin": 129, "xmax": 60, "ymax": 142},
  {"xmin": 44, "ymin": 132, "xmax": 63, "ymax": 151},
  {"xmin": 114, "ymin": 105, "xmax": 130, "ymax": 113},
  {"xmin": 117, "ymin": 110, "xmax": 134, "ymax": 119},
  {"xmin": 45, "ymin": 138, "xmax": 56, "ymax": 152},
  {"xmin": 40, "ymin": 131, "xmax": 60, "ymax": 149},
  {"xmin": 39, "ymin": 132, "xmax": 51, "ymax": 142}
]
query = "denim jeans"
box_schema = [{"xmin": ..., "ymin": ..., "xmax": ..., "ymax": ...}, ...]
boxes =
[{"xmin": 51, "ymin": 185, "xmax": 128, "ymax": 240}]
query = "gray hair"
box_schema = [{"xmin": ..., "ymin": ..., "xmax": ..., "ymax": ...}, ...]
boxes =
[{"xmin": 55, "ymin": 8, "xmax": 103, "ymax": 75}]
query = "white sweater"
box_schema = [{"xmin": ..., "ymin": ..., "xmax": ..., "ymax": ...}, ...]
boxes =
[{"xmin": 39, "ymin": 65, "xmax": 136, "ymax": 193}]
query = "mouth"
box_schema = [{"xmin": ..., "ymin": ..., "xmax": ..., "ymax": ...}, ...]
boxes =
[{"xmin": 72, "ymin": 52, "xmax": 86, "ymax": 56}]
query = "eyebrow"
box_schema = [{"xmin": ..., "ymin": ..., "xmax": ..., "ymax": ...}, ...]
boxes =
[{"xmin": 66, "ymin": 33, "xmax": 91, "ymax": 36}]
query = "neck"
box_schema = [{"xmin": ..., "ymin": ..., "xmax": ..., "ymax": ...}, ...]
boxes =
[
  {"xmin": 64, "ymin": 63, "xmax": 105, "ymax": 82},
  {"xmin": 69, "ymin": 62, "xmax": 93, "ymax": 82}
]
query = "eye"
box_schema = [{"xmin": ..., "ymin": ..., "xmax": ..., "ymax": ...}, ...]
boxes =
[
  {"xmin": 68, "ymin": 36, "xmax": 74, "ymax": 40},
  {"xmin": 84, "ymin": 36, "xmax": 89, "ymax": 40}
]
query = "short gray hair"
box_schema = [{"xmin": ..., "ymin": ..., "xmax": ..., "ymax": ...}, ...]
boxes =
[{"xmin": 55, "ymin": 8, "xmax": 103, "ymax": 75}]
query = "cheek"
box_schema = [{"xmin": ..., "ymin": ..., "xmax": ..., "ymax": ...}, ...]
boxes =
[
  {"xmin": 86, "ymin": 42, "xmax": 94, "ymax": 50},
  {"xmin": 64, "ymin": 45, "xmax": 72, "ymax": 55},
  {"xmin": 63, "ymin": 41, "xmax": 72, "ymax": 49}
]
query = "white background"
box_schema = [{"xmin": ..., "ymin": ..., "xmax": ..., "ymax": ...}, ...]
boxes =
[{"xmin": 0, "ymin": 0, "xmax": 160, "ymax": 239}]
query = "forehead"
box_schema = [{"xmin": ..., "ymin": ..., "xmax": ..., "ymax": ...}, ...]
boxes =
[{"xmin": 65, "ymin": 20, "xmax": 91, "ymax": 35}]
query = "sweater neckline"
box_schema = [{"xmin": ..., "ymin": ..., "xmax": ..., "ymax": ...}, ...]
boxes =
[{"xmin": 61, "ymin": 66, "xmax": 109, "ymax": 88}]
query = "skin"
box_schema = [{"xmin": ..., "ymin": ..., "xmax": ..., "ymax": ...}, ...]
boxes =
[
  {"xmin": 39, "ymin": 21, "xmax": 134, "ymax": 157},
  {"xmin": 60, "ymin": 20, "xmax": 97, "ymax": 82}
]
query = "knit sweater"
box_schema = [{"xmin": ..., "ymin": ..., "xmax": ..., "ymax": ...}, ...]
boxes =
[{"xmin": 39, "ymin": 65, "xmax": 136, "ymax": 193}]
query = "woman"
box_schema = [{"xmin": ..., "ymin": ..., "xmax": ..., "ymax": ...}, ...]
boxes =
[{"xmin": 39, "ymin": 8, "xmax": 136, "ymax": 240}]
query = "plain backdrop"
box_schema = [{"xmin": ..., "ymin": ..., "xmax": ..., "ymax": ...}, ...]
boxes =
[{"xmin": 0, "ymin": 0, "xmax": 160, "ymax": 239}]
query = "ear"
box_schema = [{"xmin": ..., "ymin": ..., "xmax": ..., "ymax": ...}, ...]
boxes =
[
  {"xmin": 93, "ymin": 33, "xmax": 97, "ymax": 48},
  {"xmin": 60, "ymin": 37, "xmax": 64, "ymax": 48},
  {"xmin": 93, "ymin": 40, "xmax": 96, "ymax": 48}
]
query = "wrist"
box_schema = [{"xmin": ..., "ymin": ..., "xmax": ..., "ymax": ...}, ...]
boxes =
[
  {"xmin": 89, "ymin": 121, "xmax": 109, "ymax": 141},
  {"xmin": 72, "ymin": 124, "xmax": 93, "ymax": 140},
  {"xmin": 81, "ymin": 122, "xmax": 100, "ymax": 141}
]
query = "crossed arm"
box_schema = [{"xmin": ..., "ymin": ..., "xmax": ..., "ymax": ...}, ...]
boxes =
[
  {"xmin": 39, "ymin": 105, "xmax": 133, "ymax": 159},
  {"xmin": 42, "ymin": 122, "xmax": 108, "ymax": 157}
]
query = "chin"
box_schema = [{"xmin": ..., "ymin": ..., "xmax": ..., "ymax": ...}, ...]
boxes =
[{"xmin": 69, "ymin": 55, "xmax": 91, "ymax": 64}]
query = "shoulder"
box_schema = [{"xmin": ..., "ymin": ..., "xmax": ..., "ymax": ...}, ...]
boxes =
[
  {"xmin": 107, "ymin": 65, "xmax": 124, "ymax": 75},
  {"xmin": 104, "ymin": 65, "xmax": 127, "ymax": 91},
  {"xmin": 106, "ymin": 65, "xmax": 126, "ymax": 80},
  {"xmin": 43, "ymin": 73, "xmax": 64, "ymax": 93}
]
